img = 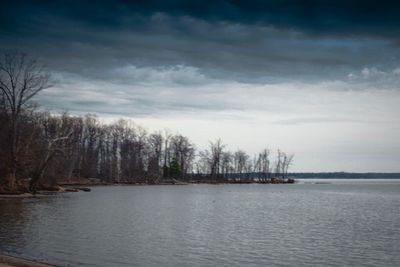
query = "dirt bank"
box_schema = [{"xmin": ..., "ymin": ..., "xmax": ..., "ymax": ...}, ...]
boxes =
[{"xmin": 0, "ymin": 254, "xmax": 57, "ymax": 267}]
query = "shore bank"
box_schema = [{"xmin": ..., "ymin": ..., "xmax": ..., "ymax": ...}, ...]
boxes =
[
  {"xmin": 0, "ymin": 179, "xmax": 296, "ymax": 197},
  {"xmin": 0, "ymin": 254, "xmax": 56, "ymax": 267},
  {"xmin": 0, "ymin": 193, "xmax": 45, "ymax": 198}
]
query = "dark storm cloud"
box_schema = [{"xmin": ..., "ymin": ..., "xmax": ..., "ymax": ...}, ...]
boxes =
[
  {"xmin": 1, "ymin": 0, "xmax": 400, "ymax": 83},
  {"xmin": 3, "ymin": 0, "xmax": 400, "ymax": 36},
  {"xmin": 129, "ymin": 0, "xmax": 400, "ymax": 38},
  {"xmin": 2, "ymin": 1, "xmax": 400, "ymax": 173}
]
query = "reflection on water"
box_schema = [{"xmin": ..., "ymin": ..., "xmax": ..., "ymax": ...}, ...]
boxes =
[{"xmin": 1, "ymin": 180, "xmax": 400, "ymax": 267}]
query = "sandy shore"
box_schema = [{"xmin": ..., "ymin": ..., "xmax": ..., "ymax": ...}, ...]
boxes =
[{"xmin": 0, "ymin": 254, "xmax": 56, "ymax": 267}]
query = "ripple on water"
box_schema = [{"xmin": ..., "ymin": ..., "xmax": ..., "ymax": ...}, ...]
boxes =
[{"xmin": 0, "ymin": 182, "xmax": 400, "ymax": 267}]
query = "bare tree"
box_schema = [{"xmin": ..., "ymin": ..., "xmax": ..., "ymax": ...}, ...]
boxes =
[
  {"xmin": 209, "ymin": 139, "xmax": 225, "ymax": 180},
  {"xmin": 282, "ymin": 153, "xmax": 294, "ymax": 179},
  {"xmin": 169, "ymin": 134, "xmax": 195, "ymax": 180},
  {"xmin": 148, "ymin": 132, "xmax": 163, "ymax": 178},
  {"xmin": 29, "ymin": 114, "xmax": 72, "ymax": 193},
  {"xmin": 258, "ymin": 148, "xmax": 271, "ymax": 181},
  {"xmin": 234, "ymin": 149, "xmax": 249, "ymax": 181},
  {"xmin": 221, "ymin": 151, "xmax": 233, "ymax": 179},
  {"xmin": 0, "ymin": 51, "xmax": 51, "ymax": 189},
  {"xmin": 274, "ymin": 149, "xmax": 283, "ymax": 178}
]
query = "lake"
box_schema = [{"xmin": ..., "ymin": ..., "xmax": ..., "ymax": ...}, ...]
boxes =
[{"xmin": 1, "ymin": 180, "xmax": 400, "ymax": 267}]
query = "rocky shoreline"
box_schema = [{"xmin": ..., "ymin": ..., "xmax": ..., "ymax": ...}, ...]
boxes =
[
  {"xmin": 0, "ymin": 178, "xmax": 296, "ymax": 197},
  {"xmin": 0, "ymin": 254, "xmax": 56, "ymax": 267}
]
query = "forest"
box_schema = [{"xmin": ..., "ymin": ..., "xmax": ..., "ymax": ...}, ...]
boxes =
[{"xmin": 0, "ymin": 52, "xmax": 294, "ymax": 194}]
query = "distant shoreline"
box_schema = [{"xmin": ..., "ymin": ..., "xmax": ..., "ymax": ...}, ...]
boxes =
[
  {"xmin": 288, "ymin": 172, "xmax": 400, "ymax": 179},
  {"xmin": 294, "ymin": 177, "xmax": 400, "ymax": 179}
]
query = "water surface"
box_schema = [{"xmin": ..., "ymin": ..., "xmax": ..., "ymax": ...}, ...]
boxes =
[{"xmin": 1, "ymin": 180, "xmax": 400, "ymax": 267}]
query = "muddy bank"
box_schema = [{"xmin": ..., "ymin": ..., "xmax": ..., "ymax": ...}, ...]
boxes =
[
  {"xmin": 0, "ymin": 193, "xmax": 48, "ymax": 198},
  {"xmin": 0, "ymin": 254, "xmax": 57, "ymax": 267},
  {"xmin": 0, "ymin": 186, "xmax": 91, "ymax": 198}
]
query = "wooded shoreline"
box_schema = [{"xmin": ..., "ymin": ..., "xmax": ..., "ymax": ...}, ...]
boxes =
[{"xmin": 1, "ymin": 52, "xmax": 295, "ymax": 195}]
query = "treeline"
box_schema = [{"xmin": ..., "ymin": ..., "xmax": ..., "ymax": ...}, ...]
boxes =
[
  {"xmin": 0, "ymin": 110, "xmax": 294, "ymax": 191},
  {"xmin": 0, "ymin": 111, "xmax": 196, "ymax": 188},
  {"xmin": 0, "ymin": 52, "xmax": 294, "ymax": 193},
  {"xmin": 194, "ymin": 139, "xmax": 293, "ymax": 183}
]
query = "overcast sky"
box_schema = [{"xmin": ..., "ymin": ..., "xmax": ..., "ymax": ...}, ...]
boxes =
[{"xmin": 1, "ymin": 0, "xmax": 400, "ymax": 172}]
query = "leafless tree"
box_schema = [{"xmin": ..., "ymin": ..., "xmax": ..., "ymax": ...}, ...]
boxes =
[
  {"xmin": 221, "ymin": 151, "xmax": 233, "ymax": 179},
  {"xmin": 209, "ymin": 139, "xmax": 225, "ymax": 180},
  {"xmin": 234, "ymin": 149, "xmax": 249, "ymax": 181},
  {"xmin": 169, "ymin": 134, "xmax": 195, "ymax": 180},
  {"xmin": 282, "ymin": 153, "xmax": 294, "ymax": 179},
  {"xmin": 29, "ymin": 113, "xmax": 72, "ymax": 193},
  {"xmin": 148, "ymin": 132, "xmax": 163, "ymax": 180},
  {"xmin": 258, "ymin": 149, "xmax": 271, "ymax": 181},
  {"xmin": 274, "ymin": 149, "xmax": 283, "ymax": 178},
  {"xmin": 0, "ymin": 51, "xmax": 51, "ymax": 189}
]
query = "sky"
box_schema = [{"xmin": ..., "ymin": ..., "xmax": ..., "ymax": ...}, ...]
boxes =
[{"xmin": 1, "ymin": 0, "xmax": 400, "ymax": 172}]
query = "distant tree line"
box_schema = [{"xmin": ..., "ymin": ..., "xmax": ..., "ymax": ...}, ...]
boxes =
[
  {"xmin": 288, "ymin": 172, "xmax": 400, "ymax": 179},
  {"xmin": 195, "ymin": 139, "xmax": 293, "ymax": 183},
  {"xmin": 0, "ymin": 52, "xmax": 294, "ymax": 193}
]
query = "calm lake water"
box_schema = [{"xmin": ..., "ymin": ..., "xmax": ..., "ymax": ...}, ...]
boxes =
[{"xmin": 1, "ymin": 180, "xmax": 400, "ymax": 267}]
